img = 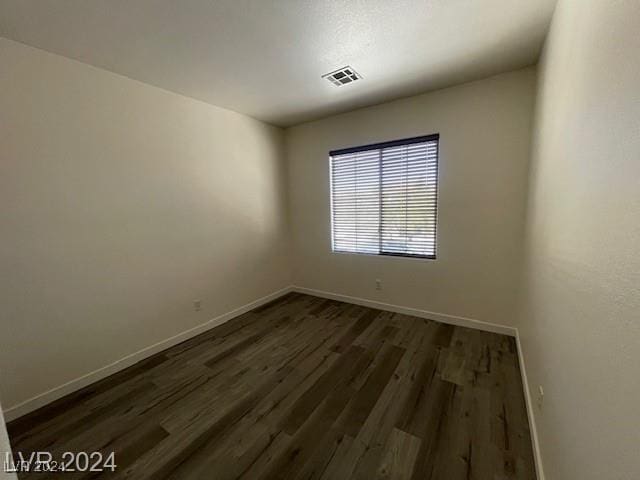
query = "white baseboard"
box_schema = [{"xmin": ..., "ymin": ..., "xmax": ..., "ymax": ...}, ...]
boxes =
[
  {"xmin": 292, "ymin": 286, "xmax": 517, "ymax": 337},
  {"xmin": 4, "ymin": 286, "xmax": 524, "ymax": 428},
  {"xmin": 515, "ymin": 329, "xmax": 545, "ymax": 480},
  {"xmin": 4, "ymin": 286, "xmax": 293, "ymax": 422}
]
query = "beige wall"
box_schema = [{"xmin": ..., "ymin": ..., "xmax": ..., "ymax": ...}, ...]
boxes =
[
  {"xmin": 286, "ymin": 68, "xmax": 536, "ymax": 326},
  {"xmin": 517, "ymin": 1, "xmax": 640, "ymax": 479},
  {"xmin": 0, "ymin": 38, "xmax": 291, "ymax": 411}
]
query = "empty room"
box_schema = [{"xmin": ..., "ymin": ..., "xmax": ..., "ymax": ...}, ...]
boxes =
[{"xmin": 1, "ymin": 1, "xmax": 638, "ymax": 479}]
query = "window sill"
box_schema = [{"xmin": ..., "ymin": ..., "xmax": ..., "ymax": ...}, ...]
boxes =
[{"xmin": 330, "ymin": 250, "xmax": 437, "ymax": 261}]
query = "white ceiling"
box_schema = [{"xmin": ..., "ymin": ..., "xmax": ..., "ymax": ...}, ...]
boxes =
[{"xmin": 0, "ymin": 0, "xmax": 556, "ymax": 127}]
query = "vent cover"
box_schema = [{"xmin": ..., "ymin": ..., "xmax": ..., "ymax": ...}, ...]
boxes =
[{"xmin": 322, "ymin": 66, "xmax": 361, "ymax": 86}]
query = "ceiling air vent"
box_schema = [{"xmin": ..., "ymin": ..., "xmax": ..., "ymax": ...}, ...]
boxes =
[{"xmin": 322, "ymin": 66, "xmax": 361, "ymax": 86}]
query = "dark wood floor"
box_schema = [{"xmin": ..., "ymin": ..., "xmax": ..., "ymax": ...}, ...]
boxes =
[{"xmin": 8, "ymin": 293, "xmax": 536, "ymax": 479}]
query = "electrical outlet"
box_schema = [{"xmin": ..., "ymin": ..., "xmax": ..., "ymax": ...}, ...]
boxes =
[
  {"xmin": 193, "ymin": 299, "xmax": 202, "ymax": 312},
  {"xmin": 375, "ymin": 279, "xmax": 382, "ymax": 291},
  {"xmin": 537, "ymin": 385, "xmax": 544, "ymax": 409}
]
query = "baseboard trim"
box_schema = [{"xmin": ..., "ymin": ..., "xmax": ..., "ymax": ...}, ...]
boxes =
[
  {"xmin": 292, "ymin": 286, "xmax": 517, "ymax": 337},
  {"xmin": 515, "ymin": 329, "xmax": 545, "ymax": 480},
  {"xmin": 3, "ymin": 286, "xmax": 293, "ymax": 422},
  {"xmin": 3, "ymin": 285, "xmax": 523, "ymax": 424}
]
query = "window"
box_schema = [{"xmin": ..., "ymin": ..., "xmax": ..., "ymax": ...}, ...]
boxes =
[{"xmin": 330, "ymin": 135, "xmax": 439, "ymax": 259}]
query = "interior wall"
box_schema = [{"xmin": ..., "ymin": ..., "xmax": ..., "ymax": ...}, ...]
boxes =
[
  {"xmin": 285, "ymin": 68, "xmax": 536, "ymax": 327},
  {"xmin": 0, "ymin": 38, "xmax": 291, "ymax": 411},
  {"xmin": 517, "ymin": 1, "xmax": 640, "ymax": 479}
]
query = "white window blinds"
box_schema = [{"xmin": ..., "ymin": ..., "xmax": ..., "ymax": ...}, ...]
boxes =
[{"xmin": 330, "ymin": 135, "xmax": 439, "ymax": 259}]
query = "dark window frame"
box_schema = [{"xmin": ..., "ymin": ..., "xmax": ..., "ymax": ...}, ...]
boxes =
[{"xmin": 329, "ymin": 134, "xmax": 440, "ymax": 260}]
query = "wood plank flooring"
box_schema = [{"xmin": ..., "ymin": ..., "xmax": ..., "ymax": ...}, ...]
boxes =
[{"xmin": 7, "ymin": 293, "xmax": 536, "ymax": 479}]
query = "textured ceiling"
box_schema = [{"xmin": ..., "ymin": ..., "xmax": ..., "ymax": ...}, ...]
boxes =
[{"xmin": 0, "ymin": 0, "xmax": 557, "ymax": 126}]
